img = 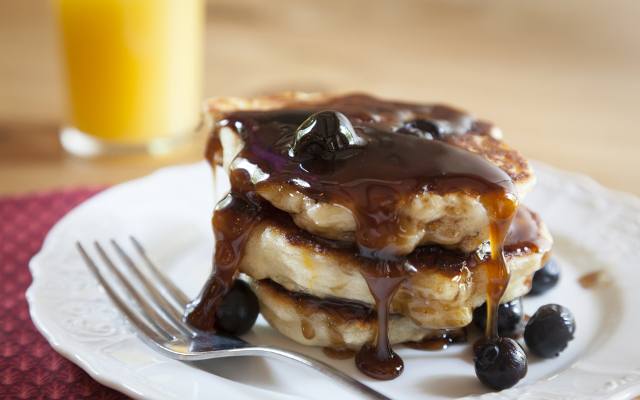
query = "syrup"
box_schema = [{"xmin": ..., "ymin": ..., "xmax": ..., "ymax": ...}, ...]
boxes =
[{"xmin": 189, "ymin": 94, "xmax": 520, "ymax": 379}]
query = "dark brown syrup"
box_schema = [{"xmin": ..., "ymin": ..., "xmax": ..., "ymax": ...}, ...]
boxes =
[
  {"xmin": 356, "ymin": 269, "xmax": 407, "ymax": 380},
  {"xmin": 323, "ymin": 347, "xmax": 357, "ymax": 360},
  {"xmin": 578, "ymin": 270, "xmax": 607, "ymax": 289},
  {"xmin": 190, "ymin": 94, "xmax": 519, "ymax": 379},
  {"xmin": 272, "ymin": 205, "xmax": 548, "ymax": 275},
  {"xmin": 404, "ymin": 329, "xmax": 468, "ymax": 351},
  {"xmin": 504, "ymin": 206, "xmax": 550, "ymax": 255},
  {"xmin": 285, "ymin": 281, "xmax": 372, "ymax": 345},
  {"xmin": 185, "ymin": 170, "xmax": 263, "ymax": 330},
  {"xmin": 260, "ymin": 279, "xmax": 373, "ymax": 346},
  {"xmin": 480, "ymin": 191, "xmax": 518, "ymax": 339}
]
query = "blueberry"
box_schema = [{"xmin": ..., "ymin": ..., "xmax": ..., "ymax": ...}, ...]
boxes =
[
  {"xmin": 396, "ymin": 119, "xmax": 441, "ymax": 140},
  {"xmin": 215, "ymin": 280, "xmax": 260, "ymax": 335},
  {"xmin": 288, "ymin": 110, "xmax": 366, "ymax": 161},
  {"xmin": 474, "ymin": 337, "xmax": 527, "ymax": 390},
  {"xmin": 524, "ymin": 304, "xmax": 575, "ymax": 358},
  {"xmin": 473, "ymin": 298, "xmax": 524, "ymax": 337},
  {"xmin": 529, "ymin": 259, "xmax": 560, "ymax": 296}
]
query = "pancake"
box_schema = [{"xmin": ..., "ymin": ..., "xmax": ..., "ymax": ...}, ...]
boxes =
[
  {"xmin": 187, "ymin": 92, "xmax": 548, "ymax": 381},
  {"xmin": 205, "ymin": 92, "xmax": 535, "ymax": 254},
  {"xmin": 239, "ymin": 206, "xmax": 552, "ymax": 329},
  {"xmin": 252, "ymin": 278, "xmax": 466, "ymax": 350}
]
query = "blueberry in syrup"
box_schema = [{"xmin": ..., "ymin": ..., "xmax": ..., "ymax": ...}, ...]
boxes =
[
  {"xmin": 215, "ymin": 279, "xmax": 260, "ymax": 335},
  {"xmin": 524, "ymin": 304, "xmax": 575, "ymax": 358},
  {"xmin": 528, "ymin": 258, "xmax": 560, "ymax": 296},
  {"xmin": 474, "ymin": 337, "xmax": 527, "ymax": 391},
  {"xmin": 396, "ymin": 119, "xmax": 441, "ymax": 140},
  {"xmin": 288, "ymin": 110, "xmax": 366, "ymax": 161},
  {"xmin": 473, "ymin": 298, "xmax": 524, "ymax": 337}
]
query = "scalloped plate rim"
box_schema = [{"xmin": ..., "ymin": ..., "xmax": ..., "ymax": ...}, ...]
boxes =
[{"xmin": 26, "ymin": 160, "xmax": 640, "ymax": 400}]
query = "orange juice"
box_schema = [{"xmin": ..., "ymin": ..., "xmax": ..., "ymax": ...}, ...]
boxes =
[{"xmin": 54, "ymin": 0, "xmax": 203, "ymax": 146}]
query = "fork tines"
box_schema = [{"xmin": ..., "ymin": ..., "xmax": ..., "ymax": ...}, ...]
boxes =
[{"xmin": 77, "ymin": 238, "xmax": 195, "ymax": 343}]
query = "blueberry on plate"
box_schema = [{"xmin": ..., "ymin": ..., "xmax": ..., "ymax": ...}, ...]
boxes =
[
  {"xmin": 524, "ymin": 304, "xmax": 575, "ymax": 358},
  {"xmin": 473, "ymin": 298, "xmax": 524, "ymax": 337},
  {"xmin": 528, "ymin": 259, "xmax": 560, "ymax": 295},
  {"xmin": 474, "ymin": 337, "xmax": 527, "ymax": 390},
  {"xmin": 215, "ymin": 279, "xmax": 260, "ymax": 335}
]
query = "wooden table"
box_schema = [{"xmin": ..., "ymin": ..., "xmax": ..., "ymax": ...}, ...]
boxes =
[{"xmin": 1, "ymin": 0, "xmax": 639, "ymax": 196}]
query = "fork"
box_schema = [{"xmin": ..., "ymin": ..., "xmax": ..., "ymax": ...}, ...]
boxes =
[{"xmin": 77, "ymin": 237, "xmax": 391, "ymax": 400}]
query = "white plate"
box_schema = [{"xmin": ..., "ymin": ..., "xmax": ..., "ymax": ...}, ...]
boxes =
[{"xmin": 27, "ymin": 161, "xmax": 640, "ymax": 400}]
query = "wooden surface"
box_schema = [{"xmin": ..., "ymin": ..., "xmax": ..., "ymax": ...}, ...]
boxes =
[{"xmin": 1, "ymin": 0, "xmax": 639, "ymax": 196}]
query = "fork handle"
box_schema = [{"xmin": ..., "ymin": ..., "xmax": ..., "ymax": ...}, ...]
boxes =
[{"xmin": 238, "ymin": 346, "xmax": 392, "ymax": 400}]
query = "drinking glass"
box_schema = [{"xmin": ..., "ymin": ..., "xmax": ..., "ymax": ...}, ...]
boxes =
[{"xmin": 53, "ymin": 0, "xmax": 204, "ymax": 156}]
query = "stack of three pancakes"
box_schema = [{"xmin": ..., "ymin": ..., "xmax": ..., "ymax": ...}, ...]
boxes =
[{"xmin": 199, "ymin": 93, "xmax": 553, "ymax": 353}]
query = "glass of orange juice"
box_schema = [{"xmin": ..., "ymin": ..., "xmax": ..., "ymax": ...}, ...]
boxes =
[{"xmin": 53, "ymin": 0, "xmax": 204, "ymax": 156}]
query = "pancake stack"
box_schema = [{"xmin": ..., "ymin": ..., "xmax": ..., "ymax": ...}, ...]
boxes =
[{"xmin": 187, "ymin": 93, "xmax": 552, "ymax": 379}]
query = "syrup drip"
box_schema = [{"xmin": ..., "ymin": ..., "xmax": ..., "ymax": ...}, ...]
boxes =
[
  {"xmin": 189, "ymin": 94, "xmax": 519, "ymax": 379},
  {"xmin": 480, "ymin": 192, "xmax": 518, "ymax": 339},
  {"xmin": 277, "ymin": 205, "xmax": 548, "ymax": 275},
  {"xmin": 301, "ymin": 319, "xmax": 316, "ymax": 340},
  {"xmin": 185, "ymin": 170, "xmax": 263, "ymax": 330},
  {"xmin": 260, "ymin": 278, "xmax": 372, "ymax": 346},
  {"xmin": 294, "ymin": 295, "xmax": 349, "ymax": 345},
  {"xmin": 404, "ymin": 328, "xmax": 468, "ymax": 351},
  {"xmin": 323, "ymin": 347, "xmax": 357, "ymax": 360},
  {"xmin": 504, "ymin": 205, "xmax": 549, "ymax": 255},
  {"xmin": 356, "ymin": 268, "xmax": 407, "ymax": 380}
]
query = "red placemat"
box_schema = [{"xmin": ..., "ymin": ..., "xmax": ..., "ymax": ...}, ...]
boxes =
[{"xmin": 0, "ymin": 188, "xmax": 129, "ymax": 400}]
